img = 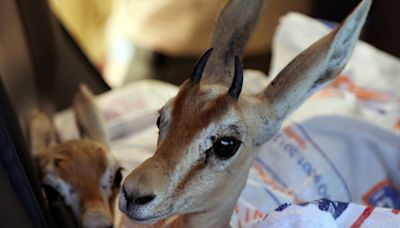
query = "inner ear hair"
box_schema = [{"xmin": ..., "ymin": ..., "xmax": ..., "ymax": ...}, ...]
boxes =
[
  {"xmin": 202, "ymin": 0, "xmax": 267, "ymax": 85},
  {"xmin": 263, "ymin": 0, "xmax": 372, "ymax": 120},
  {"xmin": 73, "ymin": 84, "xmax": 110, "ymax": 147}
]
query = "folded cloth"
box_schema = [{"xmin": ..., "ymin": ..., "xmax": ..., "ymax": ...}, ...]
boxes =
[{"xmin": 252, "ymin": 199, "xmax": 400, "ymax": 228}]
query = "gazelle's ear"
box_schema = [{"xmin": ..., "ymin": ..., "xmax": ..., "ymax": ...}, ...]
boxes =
[
  {"xmin": 73, "ymin": 84, "xmax": 110, "ymax": 147},
  {"xmin": 202, "ymin": 0, "xmax": 267, "ymax": 85},
  {"xmin": 29, "ymin": 111, "xmax": 59, "ymax": 157},
  {"xmin": 262, "ymin": 0, "xmax": 372, "ymax": 120}
]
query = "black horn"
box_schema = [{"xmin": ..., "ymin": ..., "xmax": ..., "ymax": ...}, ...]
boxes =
[
  {"xmin": 191, "ymin": 48, "xmax": 213, "ymax": 83},
  {"xmin": 227, "ymin": 56, "xmax": 243, "ymax": 99}
]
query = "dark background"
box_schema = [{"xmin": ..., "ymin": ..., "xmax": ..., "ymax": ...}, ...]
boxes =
[{"xmin": 313, "ymin": 0, "xmax": 400, "ymax": 58}]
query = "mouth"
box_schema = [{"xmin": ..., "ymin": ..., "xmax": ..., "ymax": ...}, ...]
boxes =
[{"xmin": 123, "ymin": 206, "xmax": 174, "ymax": 224}]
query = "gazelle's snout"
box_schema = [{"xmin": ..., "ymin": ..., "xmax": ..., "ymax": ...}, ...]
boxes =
[
  {"xmin": 119, "ymin": 170, "xmax": 161, "ymax": 215},
  {"xmin": 119, "ymin": 157, "xmax": 175, "ymax": 224},
  {"xmin": 121, "ymin": 185, "xmax": 157, "ymax": 209},
  {"xmin": 81, "ymin": 201, "xmax": 114, "ymax": 228}
]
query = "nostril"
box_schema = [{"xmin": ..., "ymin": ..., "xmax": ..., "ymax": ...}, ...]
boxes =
[
  {"xmin": 122, "ymin": 186, "xmax": 156, "ymax": 206},
  {"xmin": 122, "ymin": 186, "xmax": 128, "ymax": 198},
  {"xmin": 134, "ymin": 195, "xmax": 156, "ymax": 205},
  {"xmin": 122, "ymin": 187, "xmax": 133, "ymax": 206}
]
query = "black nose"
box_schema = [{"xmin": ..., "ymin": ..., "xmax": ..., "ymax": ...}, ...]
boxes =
[
  {"xmin": 122, "ymin": 186, "xmax": 156, "ymax": 207},
  {"xmin": 134, "ymin": 195, "xmax": 156, "ymax": 205}
]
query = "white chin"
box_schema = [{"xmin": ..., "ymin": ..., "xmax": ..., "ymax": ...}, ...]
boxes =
[
  {"xmin": 125, "ymin": 210, "xmax": 172, "ymax": 225},
  {"xmin": 127, "ymin": 216, "xmax": 161, "ymax": 225}
]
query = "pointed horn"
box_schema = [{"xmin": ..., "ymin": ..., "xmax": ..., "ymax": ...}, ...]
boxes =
[
  {"xmin": 191, "ymin": 48, "xmax": 214, "ymax": 83},
  {"xmin": 227, "ymin": 56, "xmax": 243, "ymax": 99}
]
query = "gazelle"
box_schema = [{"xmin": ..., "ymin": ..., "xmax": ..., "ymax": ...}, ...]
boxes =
[
  {"xmin": 120, "ymin": 0, "xmax": 372, "ymax": 227},
  {"xmin": 30, "ymin": 85, "xmax": 122, "ymax": 228}
]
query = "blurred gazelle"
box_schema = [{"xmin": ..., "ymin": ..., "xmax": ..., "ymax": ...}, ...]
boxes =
[
  {"xmin": 120, "ymin": 0, "xmax": 372, "ymax": 227},
  {"xmin": 30, "ymin": 85, "xmax": 122, "ymax": 228}
]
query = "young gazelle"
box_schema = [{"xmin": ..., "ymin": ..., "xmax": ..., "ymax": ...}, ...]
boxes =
[
  {"xmin": 30, "ymin": 85, "xmax": 122, "ymax": 228},
  {"xmin": 120, "ymin": 0, "xmax": 372, "ymax": 227}
]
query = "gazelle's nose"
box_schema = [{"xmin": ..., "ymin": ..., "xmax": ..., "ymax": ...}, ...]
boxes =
[
  {"xmin": 121, "ymin": 186, "xmax": 157, "ymax": 208},
  {"xmin": 119, "ymin": 156, "xmax": 168, "ymax": 212},
  {"xmin": 81, "ymin": 202, "xmax": 113, "ymax": 228}
]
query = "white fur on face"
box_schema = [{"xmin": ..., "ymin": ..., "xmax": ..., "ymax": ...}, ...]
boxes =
[
  {"xmin": 43, "ymin": 172, "xmax": 80, "ymax": 216},
  {"xmin": 100, "ymin": 158, "xmax": 122, "ymax": 203},
  {"xmin": 42, "ymin": 154, "xmax": 121, "ymax": 221}
]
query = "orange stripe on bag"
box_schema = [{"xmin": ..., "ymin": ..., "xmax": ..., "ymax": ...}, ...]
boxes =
[
  {"xmin": 395, "ymin": 120, "xmax": 400, "ymax": 129},
  {"xmin": 245, "ymin": 208, "xmax": 250, "ymax": 223},
  {"xmin": 283, "ymin": 127, "xmax": 306, "ymax": 149},
  {"xmin": 351, "ymin": 206, "xmax": 374, "ymax": 228},
  {"xmin": 253, "ymin": 209, "xmax": 265, "ymax": 220},
  {"xmin": 362, "ymin": 179, "xmax": 391, "ymax": 205},
  {"xmin": 313, "ymin": 75, "xmax": 390, "ymax": 101},
  {"xmin": 253, "ymin": 163, "xmax": 302, "ymax": 203}
]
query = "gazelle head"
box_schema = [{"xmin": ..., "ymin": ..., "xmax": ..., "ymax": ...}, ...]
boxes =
[
  {"xmin": 120, "ymin": 0, "xmax": 372, "ymax": 226},
  {"xmin": 30, "ymin": 85, "xmax": 122, "ymax": 228}
]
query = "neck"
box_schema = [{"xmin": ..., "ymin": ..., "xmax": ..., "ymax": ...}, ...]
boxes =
[
  {"xmin": 171, "ymin": 200, "xmax": 236, "ymax": 228},
  {"xmin": 168, "ymin": 170, "xmax": 250, "ymax": 228}
]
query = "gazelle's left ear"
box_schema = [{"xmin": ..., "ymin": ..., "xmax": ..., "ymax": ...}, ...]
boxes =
[
  {"xmin": 262, "ymin": 0, "xmax": 372, "ymax": 120},
  {"xmin": 29, "ymin": 111, "xmax": 59, "ymax": 157},
  {"xmin": 73, "ymin": 84, "xmax": 110, "ymax": 147}
]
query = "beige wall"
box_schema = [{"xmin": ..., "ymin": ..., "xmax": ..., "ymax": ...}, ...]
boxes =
[
  {"xmin": 50, "ymin": 0, "xmax": 112, "ymax": 64},
  {"xmin": 51, "ymin": 0, "xmax": 312, "ymax": 61},
  {"xmin": 109, "ymin": 0, "xmax": 312, "ymax": 56}
]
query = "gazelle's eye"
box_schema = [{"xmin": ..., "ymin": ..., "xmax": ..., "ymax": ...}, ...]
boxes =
[
  {"xmin": 43, "ymin": 184, "xmax": 63, "ymax": 201},
  {"xmin": 156, "ymin": 116, "xmax": 161, "ymax": 129},
  {"xmin": 113, "ymin": 168, "xmax": 123, "ymax": 188},
  {"xmin": 212, "ymin": 137, "xmax": 241, "ymax": 159}
]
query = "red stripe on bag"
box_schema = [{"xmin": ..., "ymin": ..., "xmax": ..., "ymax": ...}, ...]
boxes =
[
  {"xmin": 351, "ymin": 206, "xmax": 374, "ymax": 228},
  {"xmin": 392, "ymin": 209, "xmax": 400, "ymax": 214},
  {"xmin": 362, "ymin": 179, "xmax": 390, "ymax": 205},
  {"xmin": 245, "ymin": 208, "xmax": 250, "ymax": 223},
  {"xmin": 253, "ymin": 209, "xmax": 265, "ymax": 220}
]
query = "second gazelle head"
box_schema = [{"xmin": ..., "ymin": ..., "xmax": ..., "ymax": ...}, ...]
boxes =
[{"xmin": 31, "ymin": 85, "xmax": 122, "ymax": 228}]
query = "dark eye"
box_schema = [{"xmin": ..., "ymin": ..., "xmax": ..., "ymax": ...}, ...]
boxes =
[
  {"xmin": 113, "ymin": 168, "xmax": 123, "ymax": 188},
  {"xmin": 212, "ymin": 137, "xmax": 241, "ymax": 159},
  {"xmin": 156, "ymin": 116, "xmax": 161, "ymax": 129},
  {"xmin": 43, "ymin": 184, "xmax": 64, "ymax": 201}
]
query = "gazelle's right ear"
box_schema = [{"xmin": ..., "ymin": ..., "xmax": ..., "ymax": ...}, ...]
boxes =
[
  {"xmin": 29, "ymin": 111, "xmax": 59, "ymax": 157},
  {"xmin": 73, "ymin": 84, "xmax": 110, "ymax": 147},
  {"xmin": 202, "ymin": 0, "xmax": 267, "ymax": 85},
  {"xmin": 262, "ymin": 0, "xmax": 372, "ymax": 120}
]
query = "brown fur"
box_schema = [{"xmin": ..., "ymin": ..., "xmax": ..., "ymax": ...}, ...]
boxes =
[
  {"xmin": 45, "ymin": 140, "xmax": 107, "ymax": 200},
  {"xmin": 168, "ymin": 80, "xmax": 235, "ymax": 143}
]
